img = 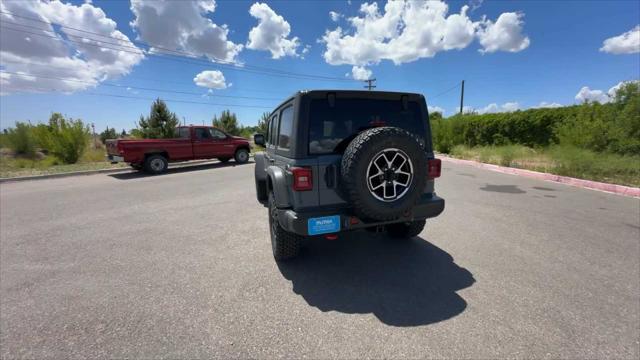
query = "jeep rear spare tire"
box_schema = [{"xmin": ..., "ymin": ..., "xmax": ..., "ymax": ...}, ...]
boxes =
[{"xmin": 341, "ymin": 127, "xmax": 427, "ymax": 221}]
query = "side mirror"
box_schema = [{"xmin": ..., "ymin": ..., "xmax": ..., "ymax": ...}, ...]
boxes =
[{"xmin": 254, "ymin": 133, "xmax": 265, "ymax": 146}]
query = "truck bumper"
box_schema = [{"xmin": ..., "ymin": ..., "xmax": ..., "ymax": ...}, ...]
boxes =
[
  {"xmin": 107, "ymin": 155, "xmax": 124, "ymax": 163},
  {"xmin": 277, "ymin": 194, "xmax": 445, "ymax": 236}
]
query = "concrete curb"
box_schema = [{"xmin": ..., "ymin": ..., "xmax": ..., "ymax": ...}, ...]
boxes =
[
  {"xmin": 439, "ymin": 155, "xmax": 640, "ymax": 198},
  {"xmin": 0, "ymin": 158, "xmax": 237, "ymax": 184}
]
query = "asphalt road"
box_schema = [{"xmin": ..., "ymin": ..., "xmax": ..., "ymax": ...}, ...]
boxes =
[{"xmin": 1, "ymin": 160, "xmax": 639, "ymax": 359}]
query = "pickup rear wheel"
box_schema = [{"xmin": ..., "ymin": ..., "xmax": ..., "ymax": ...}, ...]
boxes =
[
  {"xmin": 268, "ymin": 192, "xmax": 301, "ymax": 261},
  {"xmin": 235, "ymin": 148, "xmax": 249, "ymax": 164},
  {"xmin": 143, "ymin": 154, "xmax": 168, "ymax": 175}
]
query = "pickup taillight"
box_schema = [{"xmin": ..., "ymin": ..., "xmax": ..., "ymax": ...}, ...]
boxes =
[
  {"xmin": 116, "ymin": 142, "xmax": 124, "ymax": 155},
  {"xmin": 291, "ymin": 167, "xmax": 313, "ymax": 191},
  {"xmin": 427, "ymin": 158, "xmax": 441, "ymax": 179}
]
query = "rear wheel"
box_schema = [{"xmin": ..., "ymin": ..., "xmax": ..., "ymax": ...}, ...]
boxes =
[
  {"xmin": 268, "ymin": 193, "xmax": 302, "ymax": 261},
  {"xmin": 234, "ymin": 148, "xmax": 249, "ymax": 164},
  {"xmin": 143, "ymin": 154, "xmax": 168, "ymax": 175},
  {"xmin": 387, "ymin": 220, "xmax": 426, "ymax": 239}
]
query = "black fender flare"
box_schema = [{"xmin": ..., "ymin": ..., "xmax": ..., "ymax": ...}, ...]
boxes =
[
  {"xmin": 267, "ymin": 166, "xmax": 291, "ymax": 208},
  {"xmin": 254, "ymin": 153, "xmax": 268, "ymax": 205}
]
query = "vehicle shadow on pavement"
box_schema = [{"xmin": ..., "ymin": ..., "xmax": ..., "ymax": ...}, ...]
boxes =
[
  {"xmin": 108, "ymin": 161, "xmax": 252, "ymax": 180},
  {"xmin": 277, "ymin": 232, "xmax": 475, "ymax": 327}
]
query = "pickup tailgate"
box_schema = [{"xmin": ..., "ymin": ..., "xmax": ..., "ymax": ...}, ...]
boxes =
[{"xmin": 106, "ymin": 139, "xmax": 120, "ymax": 156}]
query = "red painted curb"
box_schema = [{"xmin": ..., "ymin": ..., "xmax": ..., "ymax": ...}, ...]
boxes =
[{"xmin": 439, "ymin": 155, "xmax": 640, "ymax": 198}]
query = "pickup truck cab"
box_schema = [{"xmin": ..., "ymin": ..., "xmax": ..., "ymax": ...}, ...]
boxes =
[
  {"xmin": 106, "ymin": 126, "xmax": 251, "ymax": 174},
  {"xmin": 254, "ymin": 90, "xmax": 444, "ymax": 261}
]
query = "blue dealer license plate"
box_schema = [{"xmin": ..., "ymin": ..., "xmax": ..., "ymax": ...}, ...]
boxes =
[{"xmin": 307, "ymin": 215, "xmax": 341, "ymax": 235}]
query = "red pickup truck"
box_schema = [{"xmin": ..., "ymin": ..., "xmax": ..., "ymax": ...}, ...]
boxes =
[{"xmin": 106, "ymin": 126, "xmax": 251, "ymax": 174}]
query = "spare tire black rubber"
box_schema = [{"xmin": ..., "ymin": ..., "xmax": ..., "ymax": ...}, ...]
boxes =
[{"xmin": 341, "ymin": 127, "xmax": 427, "ymax": 221}]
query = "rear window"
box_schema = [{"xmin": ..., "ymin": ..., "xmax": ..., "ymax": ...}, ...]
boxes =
[
  {"xmin": 308, "ymin": 98, "xmax": 425, "ymax": 154},
  {"xmin": 175, "ymin": 127, "xmax": 190, "ymax": 138}
]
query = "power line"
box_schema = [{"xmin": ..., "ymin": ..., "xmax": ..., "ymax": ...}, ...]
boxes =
[
  {"xmin": 0, "ymin": 70, "xmax": 282, "ymax": 101},
  {"xmin": 10, "ymin": 84, "xmax": 274, "ymax": 109},
  {"xmin": 0, "ymin": 59, "xmax": 295, "ymax": 95},
  {"xmin": 1, "ymin": 24, "xmax": 354, "ymax": 83},
  {"xmin": 0, "ymin": 10, "xmax": 358, "ymax": 83},
  {"xmin": 430, "ymin": 82, "xmax": 461, "ymax": 99}
]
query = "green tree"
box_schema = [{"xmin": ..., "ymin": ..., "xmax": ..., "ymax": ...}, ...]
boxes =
[
  {"xmin": 99, "ymin": 127, "xmax": 117, "ymax": 144},
  {"xmin": 257, "ymin": 112, "xmax": 270, "ymax": 134},
  {"xmin": 136, "ymin": 98, "xmax": 180, "ymax": 138},
  {"xmin": 212, "ymin": 109, "xmax": 240, "ymax": 135}
]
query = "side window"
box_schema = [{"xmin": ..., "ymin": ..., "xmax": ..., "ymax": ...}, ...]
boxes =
[
  {"xmin": 277, "ymin": 106, "xmax": 294, "ymax": 149},
  {"xmin": 268, "ymin": 114, "xmax": 279, "ymax": 146},
  {"xmin": 195, "ymin": 128, "xmax": 211, "ymax": 140},
  {"xmin": 209, "ymin": 128, "xmax": 227, "ymax": 140},
  {"xmin": 175, "ymin": 127, "xmax": 190, "ymax": 138}
]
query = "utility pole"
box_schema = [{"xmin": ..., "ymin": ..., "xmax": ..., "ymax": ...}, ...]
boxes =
[
  {"xmin": 91, "ymin": 123, "xmax": 97, "ymax": 148},
  {"xmin": 459, "ymin": 80, "xmax": 465, "ymax": 115},
  {"xmin": 364, "ymin": 78, "xmax": 377, "ymax": 91}
]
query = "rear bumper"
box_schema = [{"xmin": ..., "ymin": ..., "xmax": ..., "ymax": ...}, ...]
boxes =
[
  {"xmin": 277, "ymin": 194, "xmax": 445, "ymax": 236},
  {"xmin": 107, "ymin": 155, "xmax": 124, "ymax": 163}
]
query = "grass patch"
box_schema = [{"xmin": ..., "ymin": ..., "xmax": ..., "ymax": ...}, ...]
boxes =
[
  {"xmin": 0, "ymin": 146, "xmax": 126, "ymax": 178},
  {"xmin": 447, "ymin": 145, "xmax": 640, "ymax": 187}
]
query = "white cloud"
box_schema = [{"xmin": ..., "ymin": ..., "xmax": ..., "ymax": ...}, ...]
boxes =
[
  {"xmin": 575, "ymin": 86, "xmax": 609, "ymax": 103},
  {"xmin": 428, "ymin": 105, "xmax": 445, "ymax": 114},
  {"xmin": 351, "ymin": 65, "xmax": 372, "ymax": 80},
  {"xmin": 320, "ymin": 0, "xmax": 529, "ymax": 67},
  {"xmin": 469, "ymin": 0, "xmax": 484, "ymax": 12},
  {"xmin": 193, "ymin": 70, "xmax": 228, "ymax": 89},
  {"xmin": 477, "ymin": 12, "xmax": 530, "ymax": 53},
  {"xmin": 536, "ymin": 102, "xmax": 562, "ymax": 108},
  {"xmin": 247, "ymin": 2, "xmax": 300, "ymax": 59},
  {"xmin": 130, "ymin": 0, "xmax": 242, "ymax": 63},
  {"xmin": 330, "ymin": 11, "xmax": 342, "ymax": 22},
  {"xmin": 600, "ymin": 25, "xmax": 640, "ymax": 54},
  {"xmin": 0, "ymin": 0, "xmax": 144, "ymax": 95},
  {"xmin": 477, "ymin": 102, "xmax": 520, "ymax": 114},
  {"xmin": 574, "ymin": 80, "xmax": 639, "ymax": 103}
]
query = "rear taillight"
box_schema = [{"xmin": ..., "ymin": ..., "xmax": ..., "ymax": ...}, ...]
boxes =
[
  {"xmin": 291, "ymin": 167, "xmax": 313, "ymax": 191},
  {"xmin": 427, "ymin": 158, "xmax": 441, "ymax": 179}
]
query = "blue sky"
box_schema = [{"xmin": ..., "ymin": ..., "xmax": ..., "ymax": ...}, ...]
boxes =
[{"xmin": 1, "ymin": 0, "xmax": 639, "ymax": 132}]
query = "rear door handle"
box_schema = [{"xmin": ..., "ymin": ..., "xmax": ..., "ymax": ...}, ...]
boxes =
[{"xmin": 325, "ymin": 164, "xmax": 337, "ymax": 188}]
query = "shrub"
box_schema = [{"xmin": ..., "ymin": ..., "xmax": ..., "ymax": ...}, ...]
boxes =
[
  {"xmin": 44, "ymin": 113, "xmax": 91, "ymax": 164},
  {"xmin": 431, "ymin": 82, "xmax": 640, "ymax": 156},
  {"xmin": 6, "ymin": 122, "xmax": 36, "ymax": 157}
]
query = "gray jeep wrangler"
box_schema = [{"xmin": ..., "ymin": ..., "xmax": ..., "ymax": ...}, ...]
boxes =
[{"xmin": 254, "ymin": 90, "xmax": 445, "ymax": 261}]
